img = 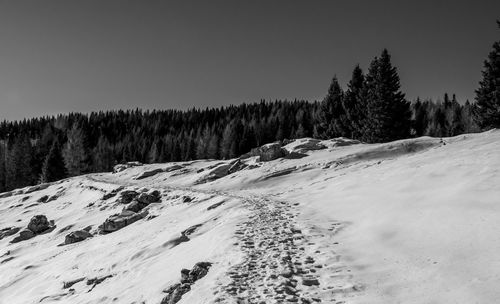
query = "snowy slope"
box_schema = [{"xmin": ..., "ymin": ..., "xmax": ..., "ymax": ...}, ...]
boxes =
[{"xmin": 1, "ymin": 130, "xmax": 499, "ymax": 304}]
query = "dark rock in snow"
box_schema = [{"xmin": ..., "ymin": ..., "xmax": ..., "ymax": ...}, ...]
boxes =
[
  {"xmin": 27, "ymin": 215, "xmax": 51, "ymax": 234},
  {"xmin": 117, "ymin": 190, "xmax": 139, "ymax": 204},
  {"xmin": 102, "ymin": 187, "xmax": 124, "ymax": 200},
  {"xmin": 0, "ymin": 227, "xmax": 20, "ymax": 240},
  {"xmin": 124, "ymin": 200, "xmax": 149, "ymax": 213},
  {"xmin": 65, "ymin": 230, "xmax": 93, "ymax": 244},
  {"xmin": 188, "ymin": 262, "xmax": 212, "ymax": 281},
  {"xmin": 161, "ymin": 262, "xmax": 212, "ymax": 304},
  {"xmin": 161, "ymin": 283, "xmax": 191, "ymax": 304},
  {"xmin": 207, "ymin": 201, "xmax": 224, "ymax": 211},
  {"xmin": 63, "ymin": 277, "xmax": 85, "ymax": 289},
  {"xmin": 135, "ymin": 168, "xmax": 165, "ymax": 180},
  {"xmin": 243, "ymin": 142, "xmax": 288, "ymax": 162},
  {"xmin": 11, "ymin": 229, "xmax": 35, "ymax": 243},
  {"xmin": 37, "ymin": 195, "xmax": 49, "ymax": 203},
  {"xmin": 136, "ymin": 190, "xmax": 161, "ymax": 204},
  {"xmin": 101, "ymin": 210, "xmax": 148, "ymax": 233},
  {"xmin": 182, "ymin": 196, "xmax": 193, "ymax": 203}
]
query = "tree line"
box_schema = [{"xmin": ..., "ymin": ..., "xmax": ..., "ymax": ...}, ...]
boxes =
[{"xmin": 0, "ymin": 21, "xmax": 498, "ymax": 192}]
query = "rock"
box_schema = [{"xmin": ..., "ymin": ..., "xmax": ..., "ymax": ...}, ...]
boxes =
[
  {"xmin": 101, "ymin": 210, "xmax": 147, "ymax": 233},
  {"xmin": 124, "ymin": 200, "xmax": 148, "ymax": 213},
  {"xmin": 161, "ymin": 283, "xmax": 191, "ymax": 304},
  {"xmin": 0, "ymin": 227, "xmax": 20, "ymax": 240},
  {"xmin": 136, "ymin": 190, "xmax": 161, "ymax": 204},
  {"xmin": 27, "ymin": 215, "xmax": 51, "ymax": 234},
  {"xmin": 207, "ymin": 201, "xmax": 224, "ymax": 211},
  {"xmin": 135, "ymin": 168, "xmax": 164, "ymax": 180},
  {"xmin": 117, "ymin": 190, "xmax": 139, "ymax": 204},
  {"xmin": 63, "ymin": 277, "xmax": 85, "ymax": 289},
  {"xmin": 188, "ymin": 262, "xmax": 212, "ymax": 281},
  {"xmin": 227, "ymin": 159, "xmax": 247, "ymax": 174},
  {"xmin": 161, "ymin": 262, "xmax": 212, "ymax": 304},
  {"xmin": 113, "ymin": 161, "xmax": 143, "ymax": 173},
  {"xmin": 181, "ymin": 224, "xmax": 202, "ymax": 237},
  {"xmin": 182, "ymin": 196, "xmax": 193, "ymax": 203},
  {"xmin": 37, "ymin": 195, "xmax": 49, "ymax": 203},
  {"xmin": 102, "ymin": 186, "xmax": 124, "ymax": 200},
  {"xmin": 244, "ymin": 142, "xmax": 288, "ymax": 162},
  {"xmin": 180, "ymin": 269, "xmax": 191, "ymax": 283},
  {"xmin": 65, "ymin": 230, "xmax": 93, "ymax": 244},
  {"xmin": 293, "ymin": 139, "xmax": 327, "ymax": 152},
  {"xmin": 11, "ymin": 229, "xmax": 35, "ymax": 243},
  {"xmin": 24, "ymin": 183, "xmax": 50, "ymax": 194}
]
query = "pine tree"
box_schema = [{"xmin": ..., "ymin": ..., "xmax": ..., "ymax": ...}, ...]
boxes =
[
  {"xmin": 343, "ymin": 65, "xmax": 366, "ymax": 139},
  {"xmin": 475, "ymin": 21, "xmax": 500, "ymax": 129},
  {"xmin": 319, "ymin": 76, "xmax": 345, "ymax": 138},
  {"xmin": 40, "ymin": 139, "xmax": 67, "ymax": 183},
  {"xmin": 206, "ymin": 132, "xmax": 220, "ymax": 159},
  {"xmin": 0, "ymin": 142, "xmax": 6, "ymax": 192},
  {"xmin": 6, "ymin": 134, "xmax": 33, "ymax": 190},
  {"xmin": 63, "ymin": 124, "xmax": 88, "ymax": 176},
  {"xmin": 93, "ymin": 135, "xmax": 115, "ymax": 171},
  {"xmin": 363, "ymin": 49, "xmax": 411, "ymax": 143}
]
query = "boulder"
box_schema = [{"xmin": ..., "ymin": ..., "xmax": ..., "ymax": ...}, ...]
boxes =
[
  {"xmin": 136, "ymin": 190, "xmax": 161, "ymax": 204},
  {"xmin": 0, "ymin": 227, "xmax": 20, "ymax": 240},
  {"xmin": 101, "ymin": 210, "xmax": 147, "ymax": 233},
  {"xmin": 27, "ymin": 215, "xmax": 51, "ymax": 234},
  {"xmin": 188, "ymin": 262, "xmax": 212, "ymax": 281},
  {"xmin": 11, "ymin": 229, "xmax": 35, "ymax": 243},
  {"xmin": 161, "ymin": 283, "xmax": 191, "ymax": 304},
  {"xmin": 135, "ymin": 168, "xmax": 164, "ymax": 180},
  {"xmin": 117, "ymin": 190, "xmax": 139, "ymax": 204},
  {"xmin": 246, "ymin": 142, "xmax": 288, "ymax": 162},
  {"xmin": 124, "ymin": 200, "xmax": 149, "ymax": 213},
  {"xmin": 65, "ymin": 230, "xmax": 93, "ymax": 244}
]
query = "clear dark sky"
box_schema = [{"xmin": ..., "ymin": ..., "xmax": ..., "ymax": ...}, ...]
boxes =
[{"xmin": 0, "ymin": 1, "xmax": 499, "ymax": 121}]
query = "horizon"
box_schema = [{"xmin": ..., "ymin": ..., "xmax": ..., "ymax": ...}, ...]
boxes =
[{"xmin": 1, "ymin": 1, "xmax": 499, "ymax": 121}]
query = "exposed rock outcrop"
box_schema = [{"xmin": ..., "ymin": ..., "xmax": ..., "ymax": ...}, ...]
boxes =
[
  {"xmin": 250, "ymin": 142, "xmax": 288, "ymax": 162},
  {"xmin": 135, "ymin": 168, "xmax": 165, "ymax": 180},
  {"xmin": 102, "ymin": 187, "xmax": 124, "ymax": 200},
  {"xmin": 10, "ymin": 215, "xmax": 55, "ymax": 243},
  {"xmin": 100, "ymin": 210, "xmax": 148, "ymax": 233},
  {"xmin": 113, "ymin": 161, "xmax": 143, "ymax": 173},
  {"xmin": 0, "ymin": 227, "xmax": 20, "ymax": 240},
  {"xmin": 117, "ymin": 190, "xmax": 139, "ymax": 204},
  {"xmin": 160, "ymin": 262, "xmax": 212, "ymax": 304},
  {"xmin": 27, "ymin": 215, "xmax": 51, "ymax": 233},
  {"xmin": 64, "ymin": 230, "xmax": 93, "ymax": 245}
]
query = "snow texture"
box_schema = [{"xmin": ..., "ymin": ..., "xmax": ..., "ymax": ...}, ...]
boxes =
[{"xmin": 0, "ymin": 130, "xmax": 499, "ymax": 303}]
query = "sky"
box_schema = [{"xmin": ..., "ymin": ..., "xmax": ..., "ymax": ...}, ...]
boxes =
[{"xmin": 0, "ymin": 0, "xmax": 499, "ymax": 121}]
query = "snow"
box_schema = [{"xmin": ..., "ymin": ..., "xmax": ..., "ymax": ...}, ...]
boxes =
[{"xmin": 1, "ymin": 130, "xmax": 499, "ymax": 303}]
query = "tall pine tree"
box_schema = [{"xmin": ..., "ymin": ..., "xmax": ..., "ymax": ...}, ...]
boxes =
[
  {"xmin": 343, "ymin": 65, "xmax": 366, "ymax": 139},
  {"xmin": 40, "ymin": 139, "xmax": 67, "ymax": 183},
  {"xmin": 63, "ymin": 124, "xmax": 88, "ymax": 176},
  {"xmin": 319, "ymin": 76, "xmax": 345, "ymax": 138},
  {"xmin": 475, "ymin": 20, "xmax": 500, "ymax": 129},
  {"xmin": 363, "ymin": 49, "xmax": 411, "ymax": 143}
]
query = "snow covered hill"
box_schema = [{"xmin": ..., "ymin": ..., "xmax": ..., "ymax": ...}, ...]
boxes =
[{"xmin": 1, "ymin": 130, "xmax": 499, "ymax": 304}]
